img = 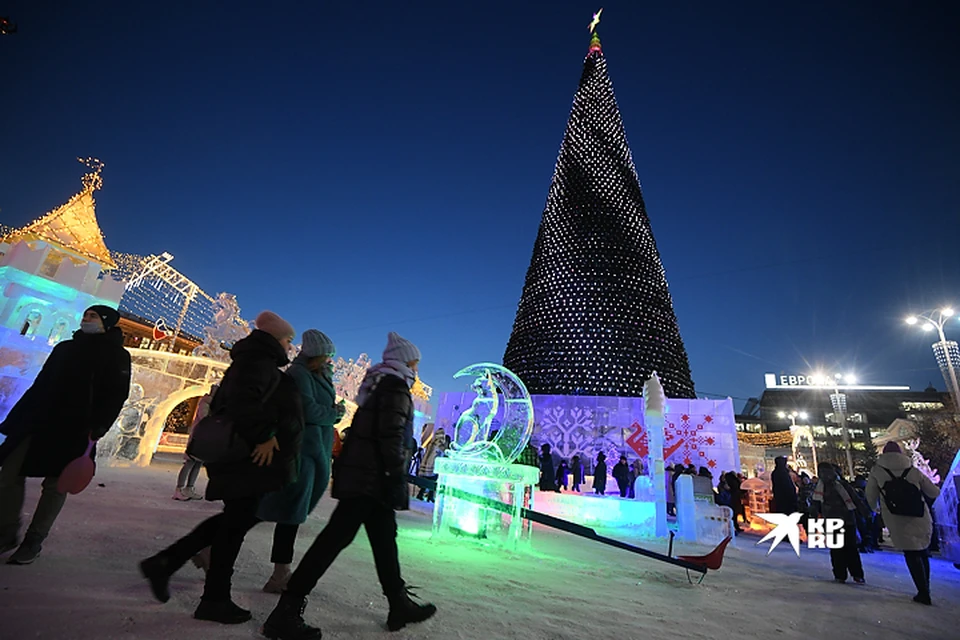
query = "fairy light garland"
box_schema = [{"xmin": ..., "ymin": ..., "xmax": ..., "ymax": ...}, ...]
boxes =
[{"xmin": 503, "ymin": 28, "xmax": 696, "ymax": 399}]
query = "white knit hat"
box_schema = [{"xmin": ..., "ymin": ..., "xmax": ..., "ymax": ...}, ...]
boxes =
[{"xmin": 382, "ymin": 331, "xmax": 421, "ymax": 364}]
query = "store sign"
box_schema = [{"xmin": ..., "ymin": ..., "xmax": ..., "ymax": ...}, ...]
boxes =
[
  {"xmin": 764, "ymin": 373, "xmax": 910, "ymax": 391},
  {"xmin": 764, "ymin": 373, "xmax": 820, "ymax": 388}
]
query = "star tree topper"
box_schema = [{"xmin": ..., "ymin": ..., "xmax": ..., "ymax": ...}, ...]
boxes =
[{"xmin": 588, "ymin": 8, "xmax": 603, "ymax": 33}]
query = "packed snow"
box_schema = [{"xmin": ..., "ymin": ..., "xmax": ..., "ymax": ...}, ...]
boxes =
[{"xmin": 1, "ymin": 460, "xmax": 958, "ymax": 640}]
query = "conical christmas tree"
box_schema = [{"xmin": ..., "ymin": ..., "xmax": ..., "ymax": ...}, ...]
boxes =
[{"xmin": 503, "ymin": 30, "xmax": 695, "ymax": 399}]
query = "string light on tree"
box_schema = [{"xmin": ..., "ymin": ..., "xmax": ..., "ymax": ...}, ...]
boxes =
[{"xmin": 503, "ymin": 13, "xmax": 696, "ymax": 398}]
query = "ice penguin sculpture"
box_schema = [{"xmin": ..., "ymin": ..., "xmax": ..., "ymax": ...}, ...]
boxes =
[{"xmin": 643, "ymin": 372, "xmax": 669, "ymax": 538}]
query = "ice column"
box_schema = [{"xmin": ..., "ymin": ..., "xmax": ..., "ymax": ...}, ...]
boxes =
[{"xmin": 643, "ymin": 372, "xmax": 668, "ymax": 538}]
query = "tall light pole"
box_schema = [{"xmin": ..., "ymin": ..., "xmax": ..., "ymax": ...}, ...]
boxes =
[
  {"xmin": 906, "ymin": 308, "xmax": 960, "ymax": 414},
  {"xmin": 813, "ymin": 372, "xmax": 856, "ymax": 479}
]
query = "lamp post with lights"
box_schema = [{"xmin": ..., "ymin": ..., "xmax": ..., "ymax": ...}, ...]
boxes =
[
  {"xmin": 812, "ymin": 373, "xmax": 856, "ymax": 479},
  {"xmin": 778, "ymin": 410, "xmax": 808, "ymax": 426},
  {"xmin": 906, "ymin": 307, "xmax": 960, "ymax": 414}
]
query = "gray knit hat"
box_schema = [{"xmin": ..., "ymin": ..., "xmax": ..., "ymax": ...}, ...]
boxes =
[
  {"xmin": 301, "ymin": 329, "xmax": 335, "ymax": 358},
  {"xmin": 382, "ymin": 331, "xmax": 421, "ymax": 364}
]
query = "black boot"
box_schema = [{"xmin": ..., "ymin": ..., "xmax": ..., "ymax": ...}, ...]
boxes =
[
  {"xmin": 386, "ymin": 586, "xmax": 437, "ymax": 632},
  {"xmin": 139, "ymin": 554, "xmax": 173, "ymax": 603},
  {"xmin": 263, "ymin": 593, "xmax": 323, "ymax": 640},
  {"xmin": 194, "ymin": 598, "xmax": 252, "ymax": 624}
]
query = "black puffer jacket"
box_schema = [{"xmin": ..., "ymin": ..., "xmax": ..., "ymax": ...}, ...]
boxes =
[
  {"xmin": 772, "ymin": 458, "xmax": 799, "ymax": 514},
  {"xmin": 0, "ymin": 327, "xmax": 131, "ymax": 477},
  {"xmin": 205, "ymin": 330, "xmax": 303, "ymax": 501},
  {"xmin": 332, "ymin": 373, "xmax": 412, "ymax": 509}
]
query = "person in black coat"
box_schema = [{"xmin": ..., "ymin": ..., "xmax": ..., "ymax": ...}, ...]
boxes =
[
  {"xmin": 724, "ymin": 471, "xmax": 745, "ymax": 531},
  {"xmin": 593, "ymin": 452, "xmax": 608, "ymax": 495},
  {"xmin": 264, "ymin": 332, "xmax": 437, "ymax": 640},
  {"xmin": 539, "ymin": 443, "xmax": 557, "ymax": 492},
  {"xmin": 140, "ymin": 312, "xmax": 304, "ymax": 625},
  {"xmin": 613, "ymin": 455, "xmax": 631, "ymax": 498},
  {"xmin": 772, "ymin": 455, "xmax": 799, "ymax": 514},
  {"xmin": 571, "ymin": 454, "xmax": 584, "ymax": 492},
  {"xmin": 0, "ymin": 305, "xmax": 131, "ymax": 564},
  {"xmin": 556, "ymin": 459, "xmax": 569, "ymax": 491}
]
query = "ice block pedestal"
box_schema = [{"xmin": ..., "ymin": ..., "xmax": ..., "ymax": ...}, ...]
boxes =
[{"xmin": 432, "ymin": 457, "xmax": 540, "ymax": 549}]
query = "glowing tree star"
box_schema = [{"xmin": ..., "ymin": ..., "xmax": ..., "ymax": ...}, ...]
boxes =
[
  {"xmin": 503, "ymin": 21, "xmax": 696, "ymax": 398},
  {"xmin": 588, "ymin": 8, "xmax": 603, "ymax": 33}
]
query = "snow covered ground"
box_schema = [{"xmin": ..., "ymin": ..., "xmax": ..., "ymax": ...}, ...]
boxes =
[{"xmin": 1, "ymin": 462, "xmax": 958, "ymax": 640}]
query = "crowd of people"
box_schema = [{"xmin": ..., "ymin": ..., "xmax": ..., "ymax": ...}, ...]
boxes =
[
  {"xmin": 0, "ymin": 304, "xmax": 950, "ymax": 633},
  {"xmin": 0, "ymin": 308, "xmax": 436, "ymax": 639},
  {"xmin": 771, "ymin": 450, "xmax": 941, "ymax": 605}
]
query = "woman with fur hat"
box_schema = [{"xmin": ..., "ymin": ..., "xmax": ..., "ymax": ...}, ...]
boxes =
[
  {"xmin": 263, "ymin": 332, "xmax": 437, "ymax": 640},
  {"xmin": 866, "ymin": 441, "xmax": 940, "ymax": 604},
  {"xmin": 140, "ymin": 311, "xmax": 304, "ymax": 625},
  {"xmin": 257, "ymin": 329, "xmax": 345, "ymax": 593},
  {"xmin": 0, "ymin": 305, "xmax": 131, "ymax": 565}
]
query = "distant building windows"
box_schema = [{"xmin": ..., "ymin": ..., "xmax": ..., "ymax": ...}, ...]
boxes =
[
  {"xmin": 900, "ymin": 401, "xmax": 944, "ymax": 412},
  {"xmin": 736, "ymin": 421, "xmax": 763, "ymax": 433}
]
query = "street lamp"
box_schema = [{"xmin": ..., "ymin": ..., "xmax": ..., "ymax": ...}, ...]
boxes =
[
  {"xmin": 905, "ymin": 307, "xmax": 960, "ymax": 414},
  {"xmin": 813, "ymin": 371, "xmax": 856, "ymax": 479},
  {"xmin": 777, "ymin": 410, "xmax": 808, "ymax": 426}
]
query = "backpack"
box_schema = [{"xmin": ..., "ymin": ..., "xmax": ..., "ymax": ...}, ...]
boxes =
[{"xmin": 878, "ymin": 467, "xmax": 925, "ymax": 518}]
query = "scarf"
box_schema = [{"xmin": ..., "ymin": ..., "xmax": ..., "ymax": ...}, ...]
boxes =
[
  {"xmin": 813, "ymin": 478, "xmax": 856, "ymax": 512},
  {"xmin": 355, "ymin": 359, "xmax": 416, "ymax": 408}
]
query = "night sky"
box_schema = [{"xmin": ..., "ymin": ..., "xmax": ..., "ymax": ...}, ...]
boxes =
[{"xmin": 2, "ymin": 1, "xmax": 958, "ymax": 408}]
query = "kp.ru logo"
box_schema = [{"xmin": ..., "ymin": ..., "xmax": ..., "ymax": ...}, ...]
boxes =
[{"xmin": 756, "ymin": 513, "xmax": 845, "ymax": 556}]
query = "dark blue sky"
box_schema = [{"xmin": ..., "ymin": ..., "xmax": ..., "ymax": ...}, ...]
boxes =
[{"xmin": 2, "ymin": 1, "xmax": 958, "ymax": 408}]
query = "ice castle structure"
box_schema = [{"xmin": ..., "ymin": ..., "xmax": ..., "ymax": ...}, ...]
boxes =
[{"xmin": 0, "ymin": 161, "xmax": 124, "ymax": 429}]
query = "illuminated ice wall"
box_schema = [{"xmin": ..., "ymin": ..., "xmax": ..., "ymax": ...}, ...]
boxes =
[
  {"xmin": 434, "ymin": 393, "xmax": 740, "ymax": 476},
  {"xmin": 0, "ymin": 241, "xmax": 124, "ymax": 425}
]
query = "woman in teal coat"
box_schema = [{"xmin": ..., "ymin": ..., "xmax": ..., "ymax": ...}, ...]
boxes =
[{"xmin": 258, "ymin": 329, "xmax": 345, "ymax": 593}]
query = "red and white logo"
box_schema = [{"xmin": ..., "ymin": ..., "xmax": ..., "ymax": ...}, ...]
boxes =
[{"xmin": 153, "ymin": 318, "xmax": 173, "ymax": 341}]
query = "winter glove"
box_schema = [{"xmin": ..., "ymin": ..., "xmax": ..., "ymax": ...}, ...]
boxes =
[{"xmin": 335, "ymin": 401, "xmax": 347, "ymax": 420}]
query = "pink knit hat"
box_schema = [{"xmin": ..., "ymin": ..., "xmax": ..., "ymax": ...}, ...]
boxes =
[
  {"xmin": 255, "ymin": 310, "xmax": 295, "ymax": 342},
  {"xmin": 882, "ymin": 441, "xmax": 902, "ymax": 454}
]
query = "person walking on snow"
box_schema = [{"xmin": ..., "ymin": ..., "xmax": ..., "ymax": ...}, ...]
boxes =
[
  {"xmin": 812, "ymin": 462, "xmax": 867, "ymax": 584},
  {"xmin": 262, "ymin": 332, "xmax": 437, "ymax": 640},
  {"xmin": 258, "ymin": 329, "xmax": 345, "ymax": 593},
  {"xmin": 0, "ymin": 305, "xmax": 131, "ymax": 565},
  {"xmin": 140, "ymin": 311, "xmax": 304, "ymax": 625},
  {"xmin": 866, "ymin": 441, "xmax": 940, "ymax": 605},
  {"xmin": 772, "ymin": 455, "xmax": 799, "ymax": 514},
  {"xmin": 174, "ymin": 385, "xmax": 218, "ymax": 501}
]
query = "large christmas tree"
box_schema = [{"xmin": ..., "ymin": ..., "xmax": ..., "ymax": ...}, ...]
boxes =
[{"xmin": 503, "ymin": 29, "xmax": 696, "ymax": 399}]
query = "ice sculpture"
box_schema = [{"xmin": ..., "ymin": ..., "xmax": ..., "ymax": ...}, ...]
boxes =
[
  {"xmin": 432, "ymin": 363, "xmax": 539, "ymax": 548},
  {"xmin": 932, "ymin": 447, "xmax": 960, "ymax": 564},
  {"xmin": 643, "ymin": 372, "xmax": 669, "ymax": 538},
  {"xmin": 97, "ymin": 383, "xmax": 147, "ymax": 462}
]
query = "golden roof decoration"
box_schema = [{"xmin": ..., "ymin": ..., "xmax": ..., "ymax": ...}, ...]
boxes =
[
  {"xmin": 411, "ymin": 376, "xmax": 433, "ymax": 402},
  {"xmin": 2, "ymin": 157, "xmax": 117, "ymax": 269}
]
